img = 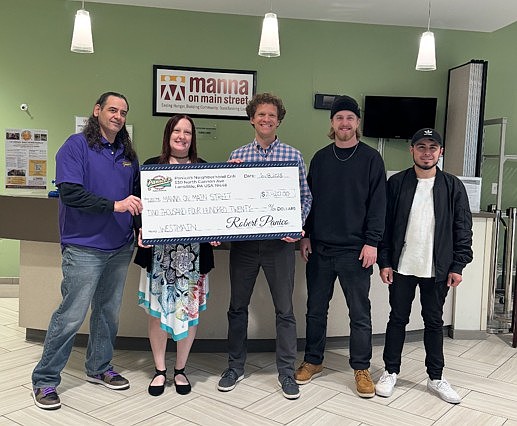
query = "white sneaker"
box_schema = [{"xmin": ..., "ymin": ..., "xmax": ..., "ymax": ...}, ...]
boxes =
[
  {"xmin": 375, "ymin": 370, "xmax": 397, "ymax": 397},
  {"xmin": 427, "ymin": 378, "xmax": 461, "ymax": 404}
]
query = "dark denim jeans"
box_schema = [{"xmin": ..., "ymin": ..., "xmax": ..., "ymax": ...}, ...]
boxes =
[
  {"xmin": 227, "ymin": 240, "xmax": 296, "ymax": 377},
  {"xmin": 383, "ymin": 272, "xmax": 449, "ymax": 380},
  {"xmin": 32, "ymin": 242, "xmax": 134, "ymax": 388},
  {"xmin": 304, "ymin": 246, "xmax": 373, "ymax": 370}
]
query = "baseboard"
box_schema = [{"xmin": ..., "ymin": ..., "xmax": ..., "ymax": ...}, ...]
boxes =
[
  {"xmin": 0, "ymin": 284, "xmax": 19, "ymax": 298},
  {"xmin": 448, "ymin": 328, "xmax": 489, "ymax": 340},
  {"xmin": 0, "ymin": 277, "xmax": 19, "ymax": 284},
  {"xmin": 26, "ymin": 328, "xmax": 440, "ymax": 352}
]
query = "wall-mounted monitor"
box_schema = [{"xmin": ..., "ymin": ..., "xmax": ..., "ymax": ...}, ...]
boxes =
[{"xmin": 362, "ymin": 95, "xmax": 437, "ymax": 140}]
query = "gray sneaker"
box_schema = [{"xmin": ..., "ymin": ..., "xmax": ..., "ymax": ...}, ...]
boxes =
[
  {"xmin": 86, "ymin": 367, "xmax": 130, "ymax": 390},
  {"xmin": 278, "ymin": 375, "xmax": 300, "ymax": 399},
  {"xmin": 32, "ymin": 387, "xmax": 61, "ymax": 410},
  {"xmin": 217, "ymin": 368, "xmax": 244, "ymax": 391}
]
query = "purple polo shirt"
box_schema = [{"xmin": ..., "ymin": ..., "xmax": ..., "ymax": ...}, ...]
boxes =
[{"xmin": 55, "ymin": 133, "xmax": 139, "ymax": 250}]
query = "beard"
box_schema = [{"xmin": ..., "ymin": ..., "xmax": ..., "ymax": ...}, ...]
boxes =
[
  {"xmin": 413, "ymin": 158, "xmax": 439, "ymax": 170},
  {"xmin": 335, "ymin": 129, "xmax": 356, "ymax": 143}
]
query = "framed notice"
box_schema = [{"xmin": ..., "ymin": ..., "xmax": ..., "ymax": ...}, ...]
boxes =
[
  {"xmin": 140, "ymin": 161, "xmax": 302, "ymax": 244},
  {"xmin": 153, "ymin": 65, "xmax": 256, "ymax": 119}
]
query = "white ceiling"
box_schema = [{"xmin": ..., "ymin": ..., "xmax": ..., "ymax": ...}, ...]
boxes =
[{"xmin": 87, "ymin": 0, "xmax": 517, "ymax": 32}]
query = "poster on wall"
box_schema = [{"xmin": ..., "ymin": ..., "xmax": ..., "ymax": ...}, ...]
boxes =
[
  {"xmin": 153, "ymin": 65, "xmax": 257, "ymax": 120},
  {"xmin": 5, "ymin": 129, "xmax": 48, "ymax": 189}
]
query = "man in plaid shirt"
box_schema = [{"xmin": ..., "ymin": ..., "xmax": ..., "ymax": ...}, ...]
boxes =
[{"xmin": 217, "ymin": 93, "xmax": 312, "ymax": 399}]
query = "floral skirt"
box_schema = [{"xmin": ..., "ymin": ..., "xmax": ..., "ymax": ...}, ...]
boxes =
[{"xmin": 138, "ymin": 243, "xmax": 208, "ymax": 341}]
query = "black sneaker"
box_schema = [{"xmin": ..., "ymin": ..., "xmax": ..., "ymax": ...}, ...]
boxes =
[
  {"xmin": 217, "ymin": 368, "xmax": 243, "ymax": 391},
  {"xmin": 32, "ymin": 387, "xmax": 61, "ymax": 410},
  {"xmin": 278, "ymin": 375, "xmax": 300, "ymax": 399},
  {"xmin": 86, "ymin": 367, "xmax": 130, "ymax": 390}
]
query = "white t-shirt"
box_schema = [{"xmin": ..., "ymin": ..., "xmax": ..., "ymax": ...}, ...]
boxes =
[{"xmin": 397, "ymin": 176, "xmax": 435, "ymax": 278}]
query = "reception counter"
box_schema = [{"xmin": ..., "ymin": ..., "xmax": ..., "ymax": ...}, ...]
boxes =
[{"xmin": 0, "ymin": 194, "xmax": 494, "ymax": 349}]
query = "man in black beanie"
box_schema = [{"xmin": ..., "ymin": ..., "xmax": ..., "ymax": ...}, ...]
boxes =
[{"xmin": 295, "ymin": 95, "xmax": 386, "ymax": 398}]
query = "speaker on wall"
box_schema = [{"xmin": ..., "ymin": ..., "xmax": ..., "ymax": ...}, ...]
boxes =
[{"xmin": 314, "ymin": 93, "xmax": 340, "ymax": 110}]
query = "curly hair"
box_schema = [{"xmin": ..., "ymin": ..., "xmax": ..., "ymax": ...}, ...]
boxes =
[
  {"xmin": 245, "ymin": 92, "xmax": 286, "ymax": 123},
  {"xmin": 82, "ymin": 91, "xmax": 137, "ymax": 161},
  {"xmin": 158, "ymin": 115, "xmax": 198, "ymax": 164}
]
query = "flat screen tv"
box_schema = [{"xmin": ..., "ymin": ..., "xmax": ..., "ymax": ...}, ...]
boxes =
[{"xmin": 362, "ymin": 95, "xmax": 437, "ymax": 139}]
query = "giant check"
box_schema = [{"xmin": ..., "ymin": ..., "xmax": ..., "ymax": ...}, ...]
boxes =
[{"xmin": 140, "ymin": 161, "xmax": 302, "ymax": 244}]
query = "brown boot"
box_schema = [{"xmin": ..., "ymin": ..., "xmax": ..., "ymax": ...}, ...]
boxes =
[
  {"xmin": 354, "ymin": 369, "xmax": 375, "ymax": 398},
  {"xmin": 294, "ymin": 361, "xmax": 323, "ymax": 384}
]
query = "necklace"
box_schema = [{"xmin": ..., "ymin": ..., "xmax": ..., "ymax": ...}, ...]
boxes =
[
  {"xmin": 332, "ymin": 143, "xmax": 359, "ymax": 162},
  {"xmin": 170, "ymin": 154, "xmax": 189, "ymax": 159}
]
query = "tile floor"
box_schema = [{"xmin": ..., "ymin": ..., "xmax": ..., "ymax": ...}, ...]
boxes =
[{"xmin": 1, "ymin": 296, "xmax": 517, "ymax": 425}]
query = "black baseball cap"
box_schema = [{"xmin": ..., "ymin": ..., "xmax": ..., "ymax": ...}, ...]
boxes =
[{"xmin": 411, "ymin": 128, "xmax": 443, "ymax": 146}]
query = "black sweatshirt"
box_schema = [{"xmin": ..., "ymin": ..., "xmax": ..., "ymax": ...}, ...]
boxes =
[{"xmin": 303, "ymin": 142, "xmax": 386, "ymax": 252}]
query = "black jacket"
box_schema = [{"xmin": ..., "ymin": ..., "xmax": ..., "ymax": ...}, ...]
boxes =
[
  {"xmin": 378, "ymin": 167, "xmax": 473, "ymax": 281},
  {"xmin": 133, "ymin": 156, "xmax": 215, "ymax": 275}
]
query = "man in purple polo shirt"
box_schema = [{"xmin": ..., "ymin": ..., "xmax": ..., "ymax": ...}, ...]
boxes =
[{"xmin": 31, "ymin": 92, "xmax": 143, "ymax": 410}]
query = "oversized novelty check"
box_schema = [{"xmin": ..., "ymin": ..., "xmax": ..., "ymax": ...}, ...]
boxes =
[{"xmin": 140, "ymin": 161, "xmax": 302, "ymax": 244}]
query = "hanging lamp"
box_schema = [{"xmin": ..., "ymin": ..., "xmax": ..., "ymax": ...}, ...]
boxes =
[
  {"xmin": 71, "ymin": 1, "xmax": 94, "ymax": 53},
  {"xmin": 258, "ymin": 6, "xmax": 280, "ymax": 58},
  {"xmin": 415, "ymin": 1, "xmax": 436, "ymax": 71}
]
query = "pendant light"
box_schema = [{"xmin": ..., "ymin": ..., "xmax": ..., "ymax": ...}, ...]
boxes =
[
  {"xmin": 415, "ymin": 1, "xmax": 436, "ymax": 71},
  {"xmin": 71, "ymin": 1, "xmax": 94, "ymax": 53},
  {"xmin": 258, "ymin": 3, "xmax": 280, "ymax": 58}
]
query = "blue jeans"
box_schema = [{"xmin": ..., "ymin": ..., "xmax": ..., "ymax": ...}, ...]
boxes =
[
  {"xmin": 383, "ymin": 272, "xmax": 449, "ymax": 380},
  {"xmin": 304, "ymin": 245, "xmax": 373, "ymax": 370},
  {"xmin": 32, "ymin": 242, "xmax": 134, "ymax": 388}
]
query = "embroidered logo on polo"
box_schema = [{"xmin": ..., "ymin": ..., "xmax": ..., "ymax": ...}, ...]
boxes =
[{"xmin": 147, "ymin": 175, "xmax": 172, "ymax": 191}]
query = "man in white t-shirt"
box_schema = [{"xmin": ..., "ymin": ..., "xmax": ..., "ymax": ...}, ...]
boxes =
[{"xmin": 376, "ymin": 128, "xmax": 473, "ymax": 404}]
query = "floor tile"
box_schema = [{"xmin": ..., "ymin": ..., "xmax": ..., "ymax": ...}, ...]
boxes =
[
  {"xmin": 6, "ymin": 405, "xmax": 109, "ymax": 425},
  {"xmin": 459, "ymin": 335, "xmax": 516, "ymax": 365},
  {"xmin": 286, "ymin": 407, "xmax": 360, "ymax": 425},
  {"xmin": 0, "ymin": 386, "xmax": 34, "ymax": 416},
  {"xmin": 489, "ymin": 355, "xmax": 517, "ymax": 384},
  {"xmin": 445, "ymin": 369, "xmax": 517, "ymax": 402},
  {"xmin": 460, "ymin": 390, "xmax": 517, "ymax": 421},
  {"xmin": 432, "ymin": 404, "xmax": 506, "ymax": 426},
  {"xmin": 1, "ymin": 297, "xmax": 517, "ymax": 425},
  {"xmin": 88, "ymin": 389, "xmax": 197, "ymax": 425},
  {"xmin": 132, "ymin": 412, "xmax": 194, "ymax": 425},
  {"xmin": 247, "ymin": 384, "xmax": 338, "ymax": 423},
  {"xmin": 319, "ymin": 392, "xmax": 433, "ymax": 426},
  {"xmin": 169, "ymin": 395, "xmax": 279, "ymax": 425},
  {"xmin": 404, "ymin": 347, "xmax": 497, "ymax": 377},
  {"xmin": 387, "ymin": 379, "xmax": 468, "ymax": 420}
]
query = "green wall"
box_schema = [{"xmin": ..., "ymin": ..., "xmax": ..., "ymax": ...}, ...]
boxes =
[{"xmin": 1, "ymin": 0, "xmax": 515, "ymax": 277}]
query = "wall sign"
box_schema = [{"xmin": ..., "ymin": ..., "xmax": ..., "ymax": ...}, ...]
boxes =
[{"xmin": 153, "ymin": 65, "xmax": 256, "ymax": 120}]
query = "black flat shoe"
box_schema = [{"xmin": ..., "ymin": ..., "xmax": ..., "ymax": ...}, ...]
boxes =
[
  {"xmin": 148, "ymin": 368, "xmax": 167, "ymax": 396},
  {"xmin": 174, "ymin": 367, "xmax": 191, "ymax": 395}
]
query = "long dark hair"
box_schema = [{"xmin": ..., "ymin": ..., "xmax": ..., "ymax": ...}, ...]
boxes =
[
  {"xmin": 158, "ymin": 115, "xmax": 199, "ymax": 164},
  {"xmin": 83, "ymin": 91, "xmax": 137, "ymax": 161}
]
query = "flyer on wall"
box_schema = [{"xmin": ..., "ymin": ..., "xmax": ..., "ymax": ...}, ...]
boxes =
[{"xmin": 5, "ymin": 128, "xmax": 48, "ymax": 189}]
